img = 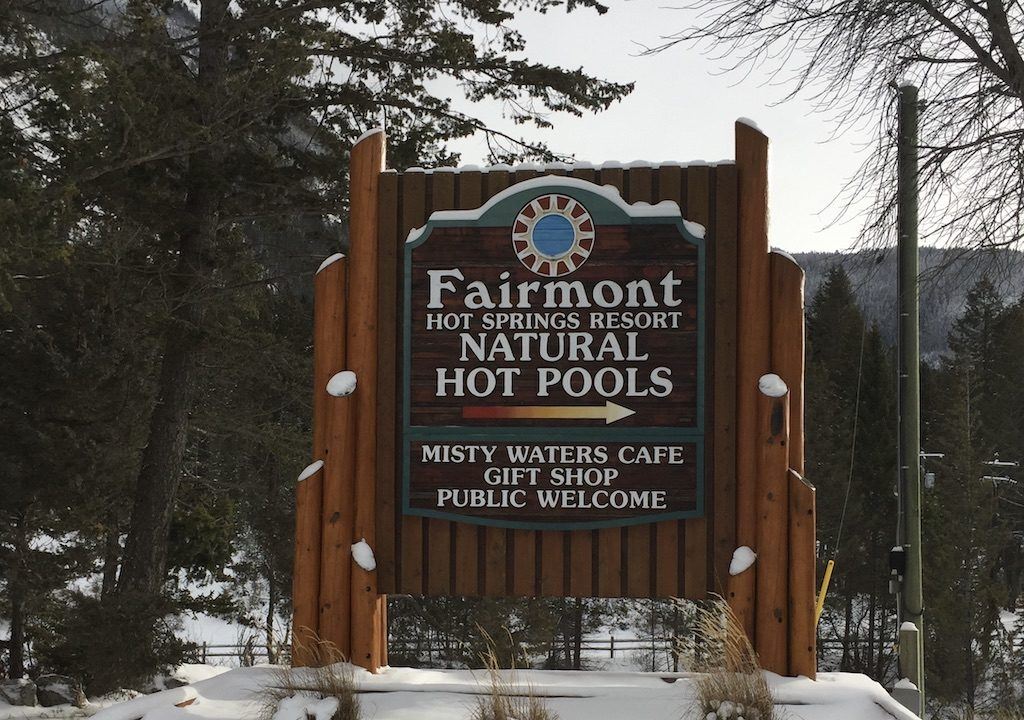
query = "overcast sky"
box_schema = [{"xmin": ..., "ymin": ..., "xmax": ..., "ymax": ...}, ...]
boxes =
[{"xmin": 445, "ymin": 1, "xmax": 882, "ymax": 254}]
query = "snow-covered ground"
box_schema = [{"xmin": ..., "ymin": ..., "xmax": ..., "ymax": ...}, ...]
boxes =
[{"xmin": 1, "ymin": 664, "xmax": 920, "ymax": 720}]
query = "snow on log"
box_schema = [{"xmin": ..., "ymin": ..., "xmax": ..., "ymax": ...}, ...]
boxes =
[
  {"xmin": 354, "ymin": 127, "xmax": 384, "ymax": 145},
  {"xmin": 326, "ymin": 371, "xmax": 357, "ymax": 397},
  {"xmin": 351, "ymin": 538, "xmax": 376, "ymax": 571},
  {"xmin": 729, "ymin": 546, "xmax": 757, "ymax": 576},
  {"xmin": 297, "ymin": 460, "xmax": 324, "ymax": 482},
  {"xmin": 737, "ymin": 116, "xmax": 763, "ymax": 131},
  {"xmin": 758, "ymin": 373, "xmax": 788, "ymax": 397},
  {"xmin": 316, "ymin": 253, "xmax": 344, "ymax": 274}
]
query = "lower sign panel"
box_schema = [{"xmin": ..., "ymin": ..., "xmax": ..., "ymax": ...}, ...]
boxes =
[{"xmin": 405, "ymin": 436, "xmax": 702, "ymax": 529}]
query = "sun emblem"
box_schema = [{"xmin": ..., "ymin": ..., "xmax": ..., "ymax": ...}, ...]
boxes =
[{"xmin": 511, "ymin": 194, "xmax": 595, "ymax": 277}]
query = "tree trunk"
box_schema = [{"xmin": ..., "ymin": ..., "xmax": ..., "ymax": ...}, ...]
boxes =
[
  {"xmin": 100, "ymin": 522, "xmax": 120, "ymax": 600},
  {"xmin": 266, "ymin": 558, "xmax": 278, "ymax": 664},
  {"xmin": 8, "ymin": 513, "xmax": 28, "ymax": 678},
  {"xmin": 841, "ymin": 593, "xmax": 853, "ymax": 670},
  {"xmin": 266, "ymin": 466, "xmax": 279, "ymax": 664},
  {"xmin": 572, "ymin": 598, "xmax": 583, "ymax": 670},
  {"xmin": 117, "ymin": 0, "xmax": 228, "ymax": 598},
  {"xmin": 867, "ymin": 585, "xmax": 877, "ymax": 674}
]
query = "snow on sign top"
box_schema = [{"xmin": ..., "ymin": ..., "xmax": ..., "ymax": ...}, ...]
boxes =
[
  {"xmin": 406, "ymin": 175, "xmax": 706, "ymax": 243},
  {"xmin": 386, "ymin": 159, "xmax": 733, "ymax": 175}
]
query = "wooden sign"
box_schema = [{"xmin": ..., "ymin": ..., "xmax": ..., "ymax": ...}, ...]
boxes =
[
  {"xmin": 403, "ymin": 179, "xmax": 707, "ymax": 528},
  {"xmin": 292, "ymin": 123, "xmax": 817, "ymax": 681}
]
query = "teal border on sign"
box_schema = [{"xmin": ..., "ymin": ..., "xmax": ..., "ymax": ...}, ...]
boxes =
[{"xmin": 401, "ymin": 178, "xmax": 707, "ymax": 530}]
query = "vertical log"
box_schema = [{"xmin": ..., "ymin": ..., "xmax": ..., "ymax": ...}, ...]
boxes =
[
  {"xmin": 348, "ymin": 129, "xmax": 386, "ymax": 670},
  {"xmin": 597, "ymin": 164, "xmax": 625, "ymax": 598},
  {"xmin": 425, "ymin": 170, "xmax": 456, "ymax": 596},
  {"xmin": 317, "ymin": 257, "xmax": 355, "ymax": 659},
  {"xmin": 770, "ymin": 253, "xmax": 805, "ymax": 475},
  {"xmin": 771, "ymin": 251, "xmax": 815, "ymax": 679},
  {"xmin": 788, "ymin": 470, "xmax": 817, "ymax": 679},
  {"xmin": 481, "ymin": 169, "xmax": 510, "ymax": 597},
  {"xmin": 509, "ymin": 167, "xmax": 540, "ymax": 599},
  {"xmin": 399, "ymin": 170, "xmax": 428, "ymax": 595},
  {"xmin": 713, "ymin": 165, "xmax": 739, "ymax": 590},
  {"xmin": 454, "ymin": 169, "xmax": 484, "ymax": 597},
  {"xmin": 754, "ymin": 385, "xmax": 789, "ymax": 674},
  {"xmin": 375, "ymin": 171, "xmax": 400, "ymax": 593},
  {"xmin": 656, "ymin": 164, "xmax": 685, "ymax": 597},
  {"xmin": 294, "ymin": 256, "xmax": 346, "ymax": 664},
  {"xmin": 731, "ymin": 121, "xmax": 771, "ymax": 638}
]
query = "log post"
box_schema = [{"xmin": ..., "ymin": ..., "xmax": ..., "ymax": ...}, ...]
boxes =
[
  {"xmin": 754, "ymin": 380, "xmax": 790, "ymax": 674},
  {"xmin": 318, "ymin": 254, "xmax": 355, "ymax": 659},
  {"xmin": 770, "ymin": 251, "xmax": 817, "ymax": 679},
  {"xmin": 788, "ymin": 469, "xmax": 817, "ymax": 679},
  {"xmin": 770, "ymin": 252, "xmax": 805, "ymax": 475},
  {"xmin": 292, "ymin": 255, "xmax": 346, "ymax": 665},
  {"xmin": 347, "ymin": 129, "xmax": 387, "ymax": 671},
  {"xmin": 730, "ymin": 120, "xmax": 771, "ymax": 639}
]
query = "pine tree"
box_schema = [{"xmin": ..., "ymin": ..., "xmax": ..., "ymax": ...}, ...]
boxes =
[
  {"xmin": 921, "ymin": 276, "xmax": 1017, "ymax": 710},
  {"xmin": 2, "ymin": 0, "xmax": 632, "ymax": 675},
  {"xmin": 806, "ymin": 266, "xmax": 898, "ymax": 679}
]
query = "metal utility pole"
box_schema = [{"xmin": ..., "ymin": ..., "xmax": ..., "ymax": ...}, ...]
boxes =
[{"xmin": 896, "ymin": 83, "xmax": 925, "ymax": 716}]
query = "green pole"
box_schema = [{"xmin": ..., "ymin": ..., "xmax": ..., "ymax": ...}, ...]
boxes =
[{"xmin": 897, "ymin": 83, "xmax": 925, "ymax": 716}]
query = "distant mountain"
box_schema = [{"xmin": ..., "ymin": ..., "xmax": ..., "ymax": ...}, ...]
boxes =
[{"xmin": 791, "ymin": 248, "xmax": 1024, "ymax": 361}]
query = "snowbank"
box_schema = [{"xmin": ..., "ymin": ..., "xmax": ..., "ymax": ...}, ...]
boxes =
[{"xmin": 73, "ymin": 665, "xmax": 920, "ymax": 720}]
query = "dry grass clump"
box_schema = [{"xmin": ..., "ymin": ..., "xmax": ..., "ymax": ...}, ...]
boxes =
[
  {"xmin": 469, "ymin": 630, "xmax": 558, "ymax": 720},
  {"xmin": 684, "ymin": 599, "xmax": 780, "ymax": 720},
  {"xmin": 259, "ymin": 638, "xmax": 361, "ymax": 720}
]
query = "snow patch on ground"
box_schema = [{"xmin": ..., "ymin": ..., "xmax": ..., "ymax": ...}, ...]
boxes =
[
  {"xmin": 72, "ymin": 666, "xmax": 920, "ymax": 720},
  {"xmin": 271, "ymin": 694, "xmax": 338, "ymax": 720},
  {"xmin": 729, "ymin": 546, "xmax": 757, "ymax": 576},
  {"xmin": 999, "ymin": 609, "xmax": 1020, "ymax": 632}
]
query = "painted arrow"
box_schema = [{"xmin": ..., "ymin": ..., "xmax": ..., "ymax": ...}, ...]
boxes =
[{"xmin": 462, "ymin": 401, "xmax": 636, "ymax": 425}]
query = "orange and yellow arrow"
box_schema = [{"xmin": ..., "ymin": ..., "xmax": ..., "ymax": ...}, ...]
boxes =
[{"xmin": 463, "ymin": 401, "xmax": 636, "ymax": 425}]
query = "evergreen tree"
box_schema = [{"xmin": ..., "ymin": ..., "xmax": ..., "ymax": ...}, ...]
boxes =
[
  {"xmin": 1, "ymin": 0, "xmax": 631, "ymax": 678},
  {"xmin": 806, "ymin": 266, "xmax": 898, "ymax": 680},
  {"xmin": 921, "ymin": 276, "xmax": 1018, "ymax": 711}
]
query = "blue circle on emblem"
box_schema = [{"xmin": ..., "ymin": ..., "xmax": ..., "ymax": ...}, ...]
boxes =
[{"xmin": 532, "ymin": 214, "xmax": 575, "ymax": 258}]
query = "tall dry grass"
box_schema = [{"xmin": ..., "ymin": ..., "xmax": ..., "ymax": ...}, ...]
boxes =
[
  {"xmin": 259, "ymin": 638, "xmax": 361, "ymax": 720},
  {"xmin": 682, "ymin": 598, "xmax": 780, "ymax": 720},
  {"xmin": 469, "ymin": 629, "xmax": 559, "ymax": 720}
]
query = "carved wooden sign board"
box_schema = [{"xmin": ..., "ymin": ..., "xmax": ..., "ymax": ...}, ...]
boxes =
[
  {"xmin": 403, "ymin": 178, "xmax": 706, "ymax": 529},
  {"xmin": 292, "ymin": 124, "xmax": 817, "ymax": 679}
]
